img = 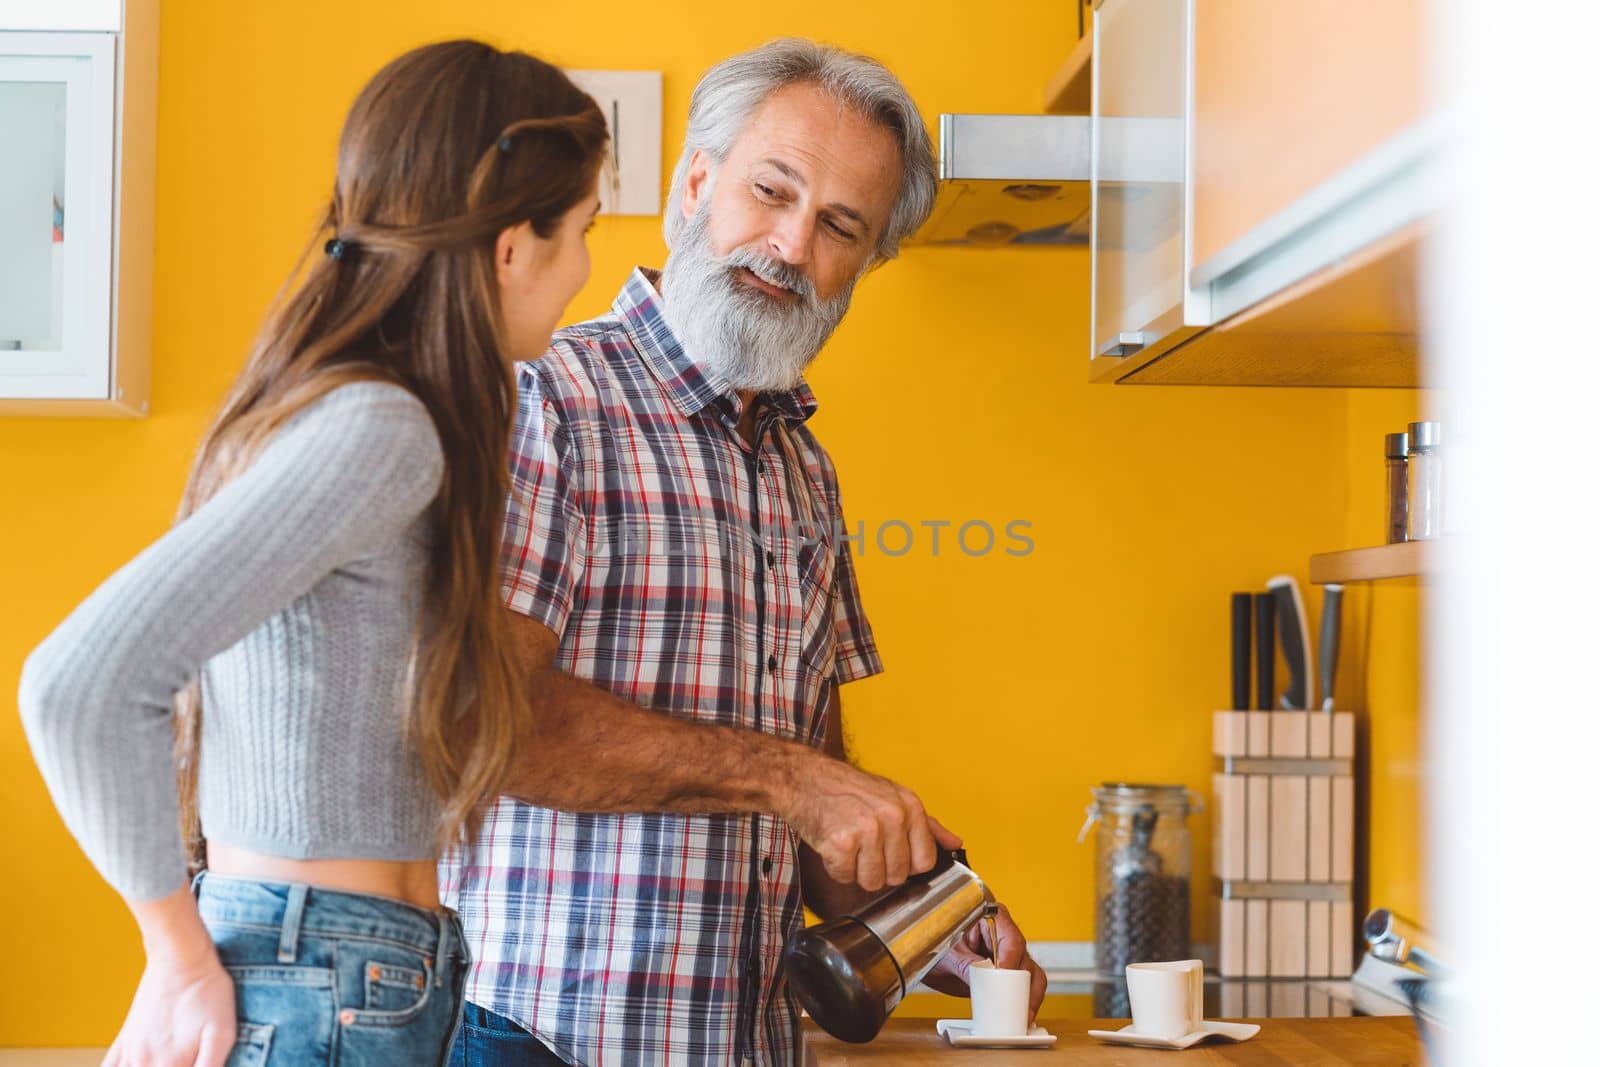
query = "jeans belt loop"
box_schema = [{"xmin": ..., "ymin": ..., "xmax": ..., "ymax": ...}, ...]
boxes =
[
  {"xmin": 278, "ymin": 883, "xmax": 310, "ymax": 964},
  {"xmin": 432, "ymin": 910, "xmax": 448, "ymax": 987}
]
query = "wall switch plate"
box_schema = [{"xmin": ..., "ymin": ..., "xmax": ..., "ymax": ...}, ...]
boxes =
[{"xmin": 564, "ymin": 69, "xmax": 662, "ymax": 217}]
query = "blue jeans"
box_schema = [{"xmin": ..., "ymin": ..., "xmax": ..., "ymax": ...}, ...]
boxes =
[
  {"xmin": 447, "ymin": 1003, "xmax": 567, "ymax": 1065},
  {"xmin": 195, "ymin": 872, "xmax": 467, "ymax": 1066}
]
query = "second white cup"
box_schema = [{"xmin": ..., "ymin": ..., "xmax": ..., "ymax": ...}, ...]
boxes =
[
  {"xmin": 969, "ymin": 961, "xmax": 1031, "ymax": 1037},
  {"xmin": 1124, "ymin": 959, "xmax": 1204, "ymax": 1039}
]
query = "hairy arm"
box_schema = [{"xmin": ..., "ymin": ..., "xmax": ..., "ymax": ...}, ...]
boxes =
[
  {"xmin": 503, "ymin": 610, "xmax": 813, "ymax": 814},
  {"xmin": 503, "ymin": 611, "xmax": 944, "ymax": 892}
]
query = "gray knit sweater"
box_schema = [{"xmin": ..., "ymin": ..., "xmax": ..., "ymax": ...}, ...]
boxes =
[{"xmin": 19, "ymin": 382, "xmax": 446, "ymax": 901}]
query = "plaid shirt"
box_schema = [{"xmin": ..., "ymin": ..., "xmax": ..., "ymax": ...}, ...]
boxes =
[{"xmin": 440, "ymin": 268, "xmax": 883, "ymax": 1066}]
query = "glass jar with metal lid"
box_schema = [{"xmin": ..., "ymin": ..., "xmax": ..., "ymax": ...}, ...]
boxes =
[
  {"xmin": 1406, "ymin": 421, "xmax": 1443, "ymax": 540},
  {"xmin": 1386, "ymin": 431, "xmax": 1410, "ymax": 544},
  {"xmin": 1078, "ymin": 782, "xmax": 1199, "ymax": 977}
]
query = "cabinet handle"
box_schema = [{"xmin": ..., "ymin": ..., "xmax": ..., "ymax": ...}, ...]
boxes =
[{"xmin": 1099, "ymin": 331, "xmax": 1147, "ymax": 358}]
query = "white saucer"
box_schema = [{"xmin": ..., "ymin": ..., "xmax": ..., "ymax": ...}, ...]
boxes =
[
  {"xmin": 1086, "ymin": 1020, "xmax": 1261, "ymax": 1049},
  {"xmin": 936, "ymin": 1019, "xmax": 1057, "ymax": 1048}
]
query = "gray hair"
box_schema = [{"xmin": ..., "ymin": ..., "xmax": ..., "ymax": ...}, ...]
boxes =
[{"xmin": 663, "ymin": 38, "xmax": 937, "ymax": 262}]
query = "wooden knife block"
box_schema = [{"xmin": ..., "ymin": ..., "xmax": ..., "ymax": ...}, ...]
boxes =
[{"xmin": 1212, "ymin": 710, "xmax": 1355, "ymax": 978}]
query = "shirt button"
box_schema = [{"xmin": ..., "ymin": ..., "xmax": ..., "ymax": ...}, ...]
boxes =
[
  {"xmin": 767, "ymin": 655, "xmax": 778, "ymax": 674},
  {"xmin": 762, "ymin": 856, "xmax": 774, "ymax": 875},
  {"xmin": 766, "ymin": 549, "xmax": 776, "ymax": 569}
]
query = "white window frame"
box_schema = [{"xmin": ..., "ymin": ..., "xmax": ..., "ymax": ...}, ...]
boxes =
[{"xmin": 0, "ymin": 32, "xmax": 117, "ymax": 401}]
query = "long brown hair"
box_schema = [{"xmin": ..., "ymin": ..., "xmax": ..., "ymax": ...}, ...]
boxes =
[{"xmin": 174, "ymin": 40, "xmax": 608, "ymax": 864}]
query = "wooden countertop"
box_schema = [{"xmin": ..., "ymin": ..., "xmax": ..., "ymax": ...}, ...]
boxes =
[{"xmin": 804, "ymin": 1016, "xmax": 1424, "ymax": 1065}]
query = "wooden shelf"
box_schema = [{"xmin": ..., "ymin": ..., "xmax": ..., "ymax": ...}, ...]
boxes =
[
  {"xmin": 1310, "ymin": 541, "xmax": 1433, "ymax": 584},
  {"xmin": 1043, "ymin": 30, "xmax": 1094, "ymax": 114}
]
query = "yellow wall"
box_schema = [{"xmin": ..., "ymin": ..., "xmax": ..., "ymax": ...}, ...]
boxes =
[
  {"xmin": 1340, "ymin": 391, "xmax": 1430, "ymax": 927},
  {"xmin": 0, "ymin": 0, "xmax": 1423, "ymax": 1044}
]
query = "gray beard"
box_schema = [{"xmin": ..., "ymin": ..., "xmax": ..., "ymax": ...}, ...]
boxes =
[{"xmin": 659, "ymin": 202, "xmax": 859, "ymax": 393}]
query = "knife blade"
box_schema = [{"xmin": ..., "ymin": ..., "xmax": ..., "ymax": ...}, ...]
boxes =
[
  {"xmin": 1268, "ymin": 575, "xmax": 1312, "ymax": 710},
  {"xmin": 1319, "ymin": 584, "xmax": 1344, "ymax": 713}
]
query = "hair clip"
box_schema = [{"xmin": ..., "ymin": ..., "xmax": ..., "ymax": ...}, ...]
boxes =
[
  {"xmin": 499, "ymin": 136, "xmax": 514, "ymax": 154},
  {"xmin": 324, "ymin": 237, "xmax": 347, "ymax": 260}
]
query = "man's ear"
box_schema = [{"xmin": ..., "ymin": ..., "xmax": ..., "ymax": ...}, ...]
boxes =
[{"xmin": 681, "ymin": 149, "xmax": 713, "ymax": 223}]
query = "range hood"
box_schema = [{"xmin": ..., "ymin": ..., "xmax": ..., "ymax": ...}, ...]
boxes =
[{"xmin": 908, "ymin": 114, "xmax": 1180, "ymax": 248}]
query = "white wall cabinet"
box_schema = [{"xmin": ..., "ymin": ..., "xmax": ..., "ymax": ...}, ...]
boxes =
[
  {"xmin": 0, "ymin": 1, "xmax": 158, "ymax": 416},
  {"xmin": 1087, "ymin": 0, "xmax": 1443, "ymax": 387},
  {"xmin": 1088, "ymin": 0, "xmax": 1202, "ymax": 368}
]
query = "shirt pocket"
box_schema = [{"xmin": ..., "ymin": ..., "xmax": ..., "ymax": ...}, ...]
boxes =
[{"xmin": 792, "ymin": 528, "xmax": 839, "ymax": 715}]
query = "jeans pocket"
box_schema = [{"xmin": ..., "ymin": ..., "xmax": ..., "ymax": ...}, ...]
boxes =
[
  {"xmin": 226, "ymin": 965, "xmax": 337, "ymax": 1063},
  {"xmin": 224, "ymin": 1021, "xmax": 273, "ymax": 1067},
  {"xmin": 364, "ymin": 960, "xmax": 428, "ymax": 1014},
  {"xmin": 463, "ymin": 1003, "xmax": 530, "ymax": 1035},
  {"xmin": 344, "ymin": 952, "xmax": 434, "ymax": 1027}
]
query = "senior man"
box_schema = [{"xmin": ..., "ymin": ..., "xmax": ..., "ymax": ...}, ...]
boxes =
[{"xmin": 443, "ymin": 39, "xmax": 1045, "ymax": 1066}]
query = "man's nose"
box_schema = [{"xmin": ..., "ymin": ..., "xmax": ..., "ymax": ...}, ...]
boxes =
[{"xmin": 766, "ymin": 212, "xmax": 815, "ymax": 267}]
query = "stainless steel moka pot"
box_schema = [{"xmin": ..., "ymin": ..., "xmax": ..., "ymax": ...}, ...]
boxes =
[{"xmin": 782, "ymin": 848, "xmax": 997, "ymax": 1043}]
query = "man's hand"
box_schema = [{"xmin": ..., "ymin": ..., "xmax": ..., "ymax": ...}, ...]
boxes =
[
  {"xmin": 781, "ymin": 752, "xmax": 962, "ymax": 893},
  {"xmin": 921, "ymin": 903, "xmax": 1048, "ymax": 1022}
]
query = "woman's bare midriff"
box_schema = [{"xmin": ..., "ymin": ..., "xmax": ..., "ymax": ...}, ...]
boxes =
[{"xmin": 206, "ymin": 843, "xmax": 442, "ymax": 910}]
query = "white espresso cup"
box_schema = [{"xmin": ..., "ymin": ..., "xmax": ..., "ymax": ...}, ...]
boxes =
[
  {"xmin": 1124, "ymin": 959, "xmax": 1204, "ymax": 1039},
  {"xmin": 969, "ymin": 961, "xmax": 1032, "ymax": 1037}
]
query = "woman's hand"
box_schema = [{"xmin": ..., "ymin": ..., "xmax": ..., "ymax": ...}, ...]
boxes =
[{"xmin": 106, "ymin": 887, "xmax": 236, "ymax": 1067}]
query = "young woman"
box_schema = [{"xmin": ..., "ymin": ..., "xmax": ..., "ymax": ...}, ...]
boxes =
[{"xmin": 19, "ymin": 40, "xmax": 607, "ymax": 1066}]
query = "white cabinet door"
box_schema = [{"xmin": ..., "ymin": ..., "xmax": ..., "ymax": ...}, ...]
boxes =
[
  {"xmin": 1189, "ymin": 0, "xmax": 1426, "ymax": 274},
  {"xmin": 0, "ymin": 1, "xmax": 122, "ymax": 32},
  {"xmin": 1089, "ymin": 0, "xmax": 1203, "ymax": 374},
  {"xmin": 0, "ymin": 32, "xmax": 117, "ymax": 402}
]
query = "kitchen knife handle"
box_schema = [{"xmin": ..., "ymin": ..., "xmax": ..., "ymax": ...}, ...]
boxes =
[
  {"xmin": 1254, "ymin": 593, "xmax": 1275, "ymax": 712},
  {"xmin": 1231, "ymin": 593, "xmax": 1252, "ymax": 710}
]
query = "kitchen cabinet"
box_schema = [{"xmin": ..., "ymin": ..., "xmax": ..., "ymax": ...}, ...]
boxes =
[
  {"xmin": 1042, "ymin": 1, "xmax": 1094, "ymax": 115},
  {"xmin": 1088, "ymin": 0, "xmax": 1197, "ymax": 370},
  {"xmin": 1189, "ymin": 0, "xmax": 1427, "ymax": 271},
  {"xmin": 0, "ymin": 0, "xmax": 158, "ymax": 415},
  {"xmin": 1087, "ymin": 0, "xmax": 1444, "ymax": 387}
]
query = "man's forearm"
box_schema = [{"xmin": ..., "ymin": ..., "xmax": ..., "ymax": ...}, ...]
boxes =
[
  {"xmin": 798, "ymin": 681, "xmax": 878, "ymax": 917},
  {"xmin": 506, "ymin": 665, "xmax": 812, "ymax": 815}
]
